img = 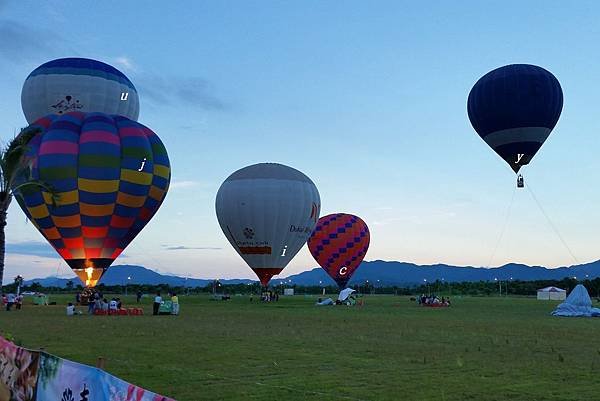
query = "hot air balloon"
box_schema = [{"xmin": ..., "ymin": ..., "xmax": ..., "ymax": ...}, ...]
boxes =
[
  {"xmin": 21, "ymin": 58, "xmax": 140, "ymax": 124},
  {"xmin": 215, "ymin": 163, "xmax": 320, "ymax": 287},
  {"xmin": 13, "ymin": 112, "xmax": 170, "ymax": 287},
  {"xmin": 467, "ymin": 64, "xmax": 563, "ymax": 186},
  {"xmin": 307, "ymin": 213, "xmax": 370, "ymax": 288}
]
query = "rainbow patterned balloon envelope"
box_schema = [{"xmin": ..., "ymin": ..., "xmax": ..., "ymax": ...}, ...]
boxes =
[
  {"xmin": 307, "ymin": 213, "xmax": 370, "ymax": 289},
  {"xmin": 13, "ymin": 112, "xmax": 170, "ymax": 287}
]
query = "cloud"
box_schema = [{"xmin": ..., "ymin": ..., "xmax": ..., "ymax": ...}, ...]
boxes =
[
  {"xmin": 0, "ymin": 19, "xmax": 55, "ymax": 63},
  {"xmin": 169, "ymin": 180, "xmax": 200, "ymax": 190},
  {"xmin": 163, "ymin": 245, "xmax": 222, "ymax": 251},
  {"xmin": 5, "ymin": 240, "xmax": 130, "ymax": 263},
  {"xmin": 113, "ymin": 56, "xmax": 137, "ymax": 72},
  {"xmin": 6, "ymin": 241, "xmax": 58, "ymax": 258},
  {"xmin": 136, "ymin": 74, "xmax": 228, "ymax": 111}
]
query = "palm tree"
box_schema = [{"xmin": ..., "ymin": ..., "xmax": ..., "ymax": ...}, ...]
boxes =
[
  {"xmin": 13, "ymin": 274, "xmax": 24, "ymax": 295},
  {"xmin": 0, "ymin": 127, "xmax": 57, "ymax": 287}
]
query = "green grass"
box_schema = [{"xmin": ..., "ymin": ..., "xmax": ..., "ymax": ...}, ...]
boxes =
[{"xmin": 2, "ymin": 294, "xmax": 600, "ymax": 401}]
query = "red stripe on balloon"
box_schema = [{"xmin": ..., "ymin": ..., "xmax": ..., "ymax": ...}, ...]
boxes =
[{"xmin": 39, "ymin": 141, "xmax": 78, "ymax": 155}]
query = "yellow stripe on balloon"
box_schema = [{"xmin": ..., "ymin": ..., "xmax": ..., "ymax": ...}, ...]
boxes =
[
  {"xmin": 80, "ymin": 202, "xmax": 115, "ymax": 216},
  {"xmin": 51, "ymin": 190, "xmax": 79, "ymax": 206},
  {"xmin": 78, "ymin": 179, "xmax": 120, "ymax": 193},
  {"xmin": 117, "ymin": 192, "xmax": 146, "ymax": 208},
  {"xmin": 52, "ymin": 214, "xmax": 81, "ymax": 228},
  {"xmin": 121, "ymin": 169, "xmax": 153, "ymax": 185},
  {"xmin": 148, "ymin": 186, "xmax": 166, "ymax": 201},
  {"xmin": 28, "ymin": 204, "xmax": 50, "ymax": 219},
  {"xmin": 153, "ymin": 165, "xmax": 170, "ymax": 179}
]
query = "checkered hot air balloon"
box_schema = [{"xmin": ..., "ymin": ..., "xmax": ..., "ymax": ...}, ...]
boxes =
[
  {"xmin": 12, "ymin": 112, "xmax": 170, "ymax": 287},
  {"xmin": 467, "ymin": 64, "xmax": 563, "ymax": 174},
  {"xmin": 307, "ymin": 213, "xmax": 370, "ymax": 289},
  {"xmin": 21, "ymin": 58, "xmax": 140, "ymax": 124}
]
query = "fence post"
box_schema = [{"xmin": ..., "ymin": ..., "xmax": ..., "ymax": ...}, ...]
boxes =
[{"xmin": 96, "ymin": 357, "xmax": 106, "ymax": 370}]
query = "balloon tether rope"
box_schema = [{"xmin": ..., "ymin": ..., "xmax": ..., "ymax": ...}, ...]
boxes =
[
  {"xmin": 485, "ymin": 185, "xmax": 516, "ymax": 268},
  {"xmin": 526, "ymin": 181, "xmax": 579, "ymax": 265}
]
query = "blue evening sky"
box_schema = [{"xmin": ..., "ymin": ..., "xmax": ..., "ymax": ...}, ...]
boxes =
[{"xmin": 1, "ymin": 1, "xmax": 599, "ymax": 282}]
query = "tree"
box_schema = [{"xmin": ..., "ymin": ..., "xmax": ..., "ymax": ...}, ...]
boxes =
[
  {"xmin": 0, "ymin": 127, "xmax": 58, "ymax": 286},
  {"xmin": 13, "ymin": 275, "xmax": 24, "ymax": 295},
  {"xmin": 66, "ymin": 280, "xmax": 74, "ymax": 291}
]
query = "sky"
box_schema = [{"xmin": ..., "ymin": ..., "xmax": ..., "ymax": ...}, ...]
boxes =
[{"xmin": 1, "ymin": 1, "xmax": 600, "ymax": 284}]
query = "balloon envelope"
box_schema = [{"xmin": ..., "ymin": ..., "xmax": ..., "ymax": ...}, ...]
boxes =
[
  {"xmin": 21, "ymin": 58, "xmax": 140, "ymax": 124},
  {"xmin": 308, "ymin": 213, "xmax": 370, "ymax": 288},
  {"xmin": 467, "ymin": 64, "xmax": 563, "ymax": 173},
  {"xmin": 215, "ymin": 163, "xmax": 320, "ymax": 286},
  {"xmin": 13, "ymin": 112, "xmax": 170, "ymax": 286}
]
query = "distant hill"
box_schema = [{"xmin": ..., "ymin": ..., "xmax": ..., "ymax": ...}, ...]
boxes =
[
  {"xmin": 281, "ymin": 260, "xmax": 600, "ymax": 286},
  {"xmin": 23, "ymin": 265, "xmax": 253, "ymax": 288},
  {"xmin": 21, "ymin": 260, "xmax": 600, "ymax": 288}
]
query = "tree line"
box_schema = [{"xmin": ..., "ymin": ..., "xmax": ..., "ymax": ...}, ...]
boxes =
[{"xmin": 3, "ymin": 276, "xmax": 599, "ymax": 298}]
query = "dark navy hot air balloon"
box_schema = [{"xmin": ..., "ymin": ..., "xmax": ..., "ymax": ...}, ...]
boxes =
[
  {"xmin": 13, "ymin": 112, "xmax": 170, "ymax": 287},
  {"xmin": 467, "ymin": 64, "xmax": 563, "ymax": 174}
]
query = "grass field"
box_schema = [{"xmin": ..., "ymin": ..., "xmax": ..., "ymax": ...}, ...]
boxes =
[{"xmin": 2, "ymin": 293, "xmax": 600, "ymax": 401}]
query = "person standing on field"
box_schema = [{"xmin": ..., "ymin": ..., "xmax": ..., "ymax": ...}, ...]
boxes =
[
  {"xmin": 171, "ymin": 292, "xmax": 179, "ymax": 315},
  {"xmin": 153, "ymin": 292, "xmax": 162, "ymax": 315}
]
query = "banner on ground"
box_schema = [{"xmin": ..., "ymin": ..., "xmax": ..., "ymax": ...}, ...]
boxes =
[{"xmin": 0, "ymin": 335, "xmax": 175, "ymax": 401}]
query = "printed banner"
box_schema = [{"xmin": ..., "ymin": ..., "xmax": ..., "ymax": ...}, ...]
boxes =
[
  {"xmin": 36, "ymin": 353, "xmax": 107, "ymax": 401},
  {"xmin": 0, "ymin": 336, "xmax": 40, "ymax": 401},
  {"xmin": 0, "ymin": 336, "xmax": 175, "ymax": 401}
]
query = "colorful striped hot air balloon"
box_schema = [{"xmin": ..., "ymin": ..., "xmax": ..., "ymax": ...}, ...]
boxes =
[
  {"xmin": 21, "ymin": 58, "xmax": 140, "ymax": 124},
  {"xmin": 215, "ymin": 163, "xmax": 320, "ymax": 286},
  {"xmin": 307, "ymin": 213, "xmax": 370, "ymax": 288},
  {"xmin": 13, "ymin": 112, "xmax": 170, "ymax": 287},
  {"xmin": 467, "ymin": 64, "xmax": 563, "ymax": 174}
]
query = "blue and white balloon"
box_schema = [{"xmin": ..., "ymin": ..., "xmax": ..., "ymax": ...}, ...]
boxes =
[{"xmin": 21, "ymin": 57, "xmax": 140, "ymax": 123}]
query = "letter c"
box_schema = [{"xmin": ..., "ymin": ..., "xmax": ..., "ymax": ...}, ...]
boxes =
[{"xmin": 339, "ymin": 266, "xmax": 348, "ymax": 276}]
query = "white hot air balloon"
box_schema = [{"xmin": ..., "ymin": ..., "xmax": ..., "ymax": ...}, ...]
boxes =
[
  {"xmin": 21, "ymin": 57, "xmax": 140, "ymax": 123},
  {"xmin": 216, "ymin": 163, "xmax": 321, "ymax": 286}
]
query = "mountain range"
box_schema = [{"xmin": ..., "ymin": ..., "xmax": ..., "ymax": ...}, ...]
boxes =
[{"xmin": 20, "ymin": 259, "xmax": 600, "ymax": 288}]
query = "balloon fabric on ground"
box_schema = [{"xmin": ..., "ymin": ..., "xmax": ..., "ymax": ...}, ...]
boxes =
[
  {"xmin": 467, "ymin": 64, "xmax": 563, "ymax": 173},
  {"xmin": 12, "ymin": 112, "xmax": 170, "ymax": 287},
  {"xmin": 21, "ymin": 58, "xmax": 140, "ymax": 124},
  {"xmin": 307, "ymin": 213, "xmax": 370, "ymax": 288},
  {"xmin": 215, "ymin": 163, "xmax": 320, "ymax": 286}
]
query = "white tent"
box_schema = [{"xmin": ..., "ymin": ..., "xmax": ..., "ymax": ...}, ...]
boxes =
[
  {"xmin": 552, "ymin": 284, "xmax": 600, "ymax": 317},
  {"xmin": 338, "ymin": 288, "xmax": 356, "ymax": 302},
  {"xmin": 537, "ymin": 286, "xmax": 566, "ymax": 300}
]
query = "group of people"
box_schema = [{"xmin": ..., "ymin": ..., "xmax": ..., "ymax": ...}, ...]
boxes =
[
  {"xmin": 152, "ymin": 292, "xmax": 180, "ymax": 315},
  {"xmin": 418, "ymin": 294, "xmax": 451, "ymax": 307},
  {"xmin": 260, "ymin": 291, "xmax": 279, "ymax": 302},
  {"xmin": 1, "ymin": 293, "xmax": 23, "ymax": 311},
  {"xmin": 81, "ymin": 292, "xmax": 124, "ymax": 314}
]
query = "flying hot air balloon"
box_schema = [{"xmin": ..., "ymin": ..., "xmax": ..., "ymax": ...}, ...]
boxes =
[
  {"xmin": 215, "ymin": 163, "xmax": 320, "ymax": 287},
  {"xmin": 307, "ymin": 213, "xmax": 370, "ymax": 288},
  {"xmin": 467, "ymin": 64, "xmax": 563, "ymax": 186},
  {"xmin": 21, "ymin": 57, "xmax": 140, "ymax": 124},
  {"xmin": 13, "ymin": 112, "xmax": 170, "ymax": 287}
]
